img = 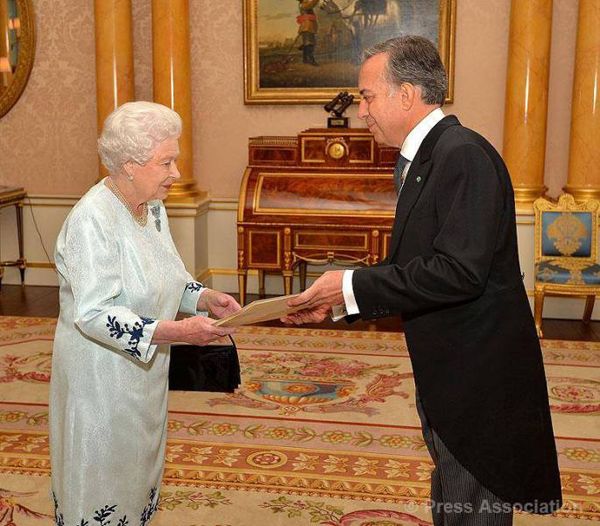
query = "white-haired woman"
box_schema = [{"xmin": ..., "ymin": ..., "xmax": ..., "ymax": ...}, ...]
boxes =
[{"xmin": 49, "ymin": 101, "xmax": 240, "ymax": 525}]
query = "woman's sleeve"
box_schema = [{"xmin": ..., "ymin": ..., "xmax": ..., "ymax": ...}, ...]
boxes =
[
  {"xmin": 60, "ymin": 210, "xmax": 159, "ymax": 363},
  {"xmin": 179, "ymin": 280, "xmax": 208, "ymax": 316}
]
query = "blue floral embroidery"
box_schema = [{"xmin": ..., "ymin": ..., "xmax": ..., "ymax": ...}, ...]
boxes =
[
  {"xmin": 106, "ymin": 315, "xmax": 156, "ymax": 360},
  {"xmin": 53, "ymin": 493, "xmax": 128, "ymax": 526},
  {"xmin": 53, "ymin": 490, "xmax": 155, "ymax": 526},
  {"xmin": 94, "ymin": 505, "xmax": 120, "ymax": 526},
  {"xmin": 53, "ymin": 492, "xmax": 64, "ymax": 526},
  {"xmin": 185, "ymin": 281, "xmax": 204, "ymax": 293},
  {"xmin": 140, "ymin": 487, "xmax": 159, "ymax": 526}
]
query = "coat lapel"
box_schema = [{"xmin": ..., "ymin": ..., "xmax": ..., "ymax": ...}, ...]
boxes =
[{"xmin": 388, "ymin": 115, "xmax": 461, "ymax": 259}]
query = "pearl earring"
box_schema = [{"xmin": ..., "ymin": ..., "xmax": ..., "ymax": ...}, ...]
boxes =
[{"xmin": 127, "ymin": 174, "xmax": 133, "ymax": 182}]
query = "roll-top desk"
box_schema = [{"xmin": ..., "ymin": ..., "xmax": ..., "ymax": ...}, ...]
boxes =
[{"xmin": 237, "ymin": 128, "xmax": 399, "ymax": 305}]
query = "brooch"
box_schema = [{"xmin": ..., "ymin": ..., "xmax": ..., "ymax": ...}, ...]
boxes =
[{"xmin": 150, "ymin": 205, "xmax": 161, "ymax": 232}]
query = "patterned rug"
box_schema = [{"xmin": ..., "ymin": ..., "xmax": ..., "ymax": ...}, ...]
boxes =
[{"xmin": 0, "ymin": 316, "xmax": 598, "ymax": 525}]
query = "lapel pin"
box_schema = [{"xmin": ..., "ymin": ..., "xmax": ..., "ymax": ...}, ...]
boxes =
[{"xmin": 416, "ymin": 176, "xmax": 422, "ymax": 183}]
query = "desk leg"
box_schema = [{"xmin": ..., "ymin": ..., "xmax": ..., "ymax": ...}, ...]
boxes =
[
  {"xmin": 238, "ymin": 270, "xmax": 247, "ymax": 306},
  {"xmin": 299, "ymin": 262, "xmax": 307, "ymax": 291},
  {"xmin": 258, "ymin": 270, "xmax": 265, "ymax": 298},
  {"xmin": 283, "ymin": 271, "xmax": 293, "ymax": 296},
  {"xmin": 16, "ymin": 202, "xmax": 25, "ymax": 284},
  {"xmin": 584, "ymin": 295, "xmax": 595, "ymax": 323}
]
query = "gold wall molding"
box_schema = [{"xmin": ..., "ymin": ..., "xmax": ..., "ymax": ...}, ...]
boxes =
[
  {"xmin": 513, "ymin": 185, "xmax": 550, "ymax": 214},
  {"xmin": 24, "ymin": 195, "xmax": 80, "ymax": 207},
  {"xmin": 562, "ymin": 186, "xmax": 600, "ymax": 201},
  {"xmin": 26, "ymin": 261, "xmax": 55, "ymax": 269},
  {"xmin": 502, "ymin": 0, "xmax": 553, "ymax": 213},
  {"xmin": 10, "ymin": 263, "xmax": 388, "ymax": 298},
  {"xmin": 564, "ymin": 0, "xmax": 600, "ymax": 201},
  {"xmin": 208, "ymin": 198, "xmax": 238, "ymax": 210},
  {"xmin": 24, "ymin": 194, "xmax": 211, "ymax": 213}
]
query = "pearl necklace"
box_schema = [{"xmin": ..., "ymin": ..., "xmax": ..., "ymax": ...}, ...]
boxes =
[{"xmin": 105, "ymin": 178, "xmax": 148, "ymax": 226}]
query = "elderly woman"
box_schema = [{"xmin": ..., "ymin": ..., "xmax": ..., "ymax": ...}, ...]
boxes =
[{"xmin": 49, "ymin": 101, "xmax": 240, "ymax": 525}]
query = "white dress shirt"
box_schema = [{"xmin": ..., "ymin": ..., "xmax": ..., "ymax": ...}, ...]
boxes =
[{"xmin": 331, "ymin": 108, "xmax": 446, "ymax": 321}]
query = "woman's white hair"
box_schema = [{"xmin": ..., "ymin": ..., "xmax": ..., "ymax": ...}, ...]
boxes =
[{"xmin": 98, "ymin": 101, "xmax": 182, "ymax": 175}]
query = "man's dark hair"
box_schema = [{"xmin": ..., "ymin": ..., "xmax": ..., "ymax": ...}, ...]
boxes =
[{"xmin": 362, "ymin": 36, "xmax": 448, "ymax": 105}]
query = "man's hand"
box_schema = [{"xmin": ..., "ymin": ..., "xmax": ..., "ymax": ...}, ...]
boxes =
[
  {"xmin": 281, "ymin": 304, "xmax": 331, "ymax": 325},
  {"xmin": 282, "ymin": 270, "xmax": 345, "ymax": 325},
  {"xmin": 199, "ymin": 289, "xmax": 242, "ymax": 319}
]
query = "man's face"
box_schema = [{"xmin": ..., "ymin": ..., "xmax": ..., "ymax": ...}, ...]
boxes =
[{"xmin": 357, "ymin": 53, "xmax": 407, "ymax": 147}]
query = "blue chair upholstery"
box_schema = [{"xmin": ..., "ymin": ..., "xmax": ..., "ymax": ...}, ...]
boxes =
[
  {"xmin": 535, "ymin": 261, "xmax": 600, "ymax": 285},
  {"xmin": 540, "ymin": 211, "xmax": 592, "ymax": 258},
  {"xmin": 533, "ymin": 194, "xmax": 600, "ymax": 337}
]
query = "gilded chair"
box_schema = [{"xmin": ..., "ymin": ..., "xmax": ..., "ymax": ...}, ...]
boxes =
[{"xmin": 533, "ymin": 193, "xmax": 600, "ymax": 337}]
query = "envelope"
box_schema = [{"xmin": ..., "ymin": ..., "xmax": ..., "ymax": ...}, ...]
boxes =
[{"xmin": 214, "ymin": 294, "xmax": 306, "ymax": 327}]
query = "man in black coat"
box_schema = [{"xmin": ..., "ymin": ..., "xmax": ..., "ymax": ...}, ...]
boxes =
[{"xmin": 286, "ymin": 36, "xmax": 562, "ymax": 525}]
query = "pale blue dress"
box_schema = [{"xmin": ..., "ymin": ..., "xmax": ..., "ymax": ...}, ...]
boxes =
[{"xmin": 50, "ymin": 180, "xmax": 205, "ymax": 526}]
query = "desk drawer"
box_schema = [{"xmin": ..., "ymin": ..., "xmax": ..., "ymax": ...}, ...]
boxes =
[
  {"xmin": 247, "ymin": 230, "xmax": 281, "ymax": 268},
  {"xmin": 294, "ymin": 230, "xmax": 369, "ymax": 251}
]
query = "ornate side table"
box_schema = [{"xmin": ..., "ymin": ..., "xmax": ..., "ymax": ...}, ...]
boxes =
[{"xmin": 0, "ymin": 186, "xmax": 27, "ymax": 287}]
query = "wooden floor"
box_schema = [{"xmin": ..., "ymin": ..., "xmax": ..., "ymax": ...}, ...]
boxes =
[{"xmin": 1, "ymin": 284, "xmax": 600, "ymax": 341}]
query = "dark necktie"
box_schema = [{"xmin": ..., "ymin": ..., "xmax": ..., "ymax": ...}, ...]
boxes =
[{"xmin": 393, "ymin": 154, "xmax": 410, "ymax": 194}]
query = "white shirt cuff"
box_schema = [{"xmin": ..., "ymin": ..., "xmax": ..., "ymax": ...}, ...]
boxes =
[
  {"xmin": 329, "ymin": 270, "xmax": 360, "ymax": 321},
  {"xmin": 342, "ymin": 269, "xmax": 360, "ymax": 315}
]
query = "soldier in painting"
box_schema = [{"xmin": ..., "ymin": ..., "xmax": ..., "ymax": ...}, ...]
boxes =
[{"xmin": 297, "ymin": 0, "xmax": 320, "ymax": 66}]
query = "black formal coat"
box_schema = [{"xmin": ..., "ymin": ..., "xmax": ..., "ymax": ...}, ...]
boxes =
[{"xmin": 352, "ymin": 115, "xmax": 562, "ymax": 510}]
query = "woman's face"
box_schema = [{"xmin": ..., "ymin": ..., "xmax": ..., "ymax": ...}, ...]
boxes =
[{"xmin": 129, "ymin": 137, "xmax": 181, "ymax": 202}]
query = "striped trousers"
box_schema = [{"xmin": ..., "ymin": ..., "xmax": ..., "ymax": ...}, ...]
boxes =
[{"xmin": 416, "ymin": 394, "xmax": 513, "ymax": 526}]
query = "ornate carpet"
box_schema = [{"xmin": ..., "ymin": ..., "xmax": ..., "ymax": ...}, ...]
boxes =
[{"xmin": 0, "ymin": 316, "xmax": 598, "ymax": 525}]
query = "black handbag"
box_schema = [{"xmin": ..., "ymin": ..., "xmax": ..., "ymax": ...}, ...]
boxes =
[{"xmin": 168, "ymin": 336, "xmax": 241, "ymax": 393}]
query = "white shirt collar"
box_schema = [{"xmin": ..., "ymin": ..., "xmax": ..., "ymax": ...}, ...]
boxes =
[{"xmin": 400, "ymin": 107, "xmax": 445, "ymax": 162}]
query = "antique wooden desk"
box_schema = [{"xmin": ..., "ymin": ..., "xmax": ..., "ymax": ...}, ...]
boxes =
[
  {"xmin": 237, "ymin": 128, "xmax": 399, "ymax": 305},
  {"xmin": 0, "ymin": 186, "xmax": 26, "ymax": 287}
]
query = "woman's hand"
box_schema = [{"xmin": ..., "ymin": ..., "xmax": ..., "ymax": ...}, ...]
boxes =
[
  {"xmin": 152, "ymin": 316, "xmax": 235, "ymax": 346},
  {"xmin": 178, "ymin": 315, "xmax": 235, "ymax": 345},
  {"xmin": 199, "ymin": 289, "xmax": 242, "ymax": 319}
]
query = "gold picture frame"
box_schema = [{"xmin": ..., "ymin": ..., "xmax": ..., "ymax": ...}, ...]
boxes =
[
  {"xmin": 244, "ymin": 0, "xmax": 456, "ymax": 105},
  {"xmin": 0, "ymin": 0, "xmax": 36, "ymax": 118}
]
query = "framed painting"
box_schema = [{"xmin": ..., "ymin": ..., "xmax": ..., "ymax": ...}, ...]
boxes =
[{"xmin": 244, "ymin": 0, "xmax": 456, "ymax": 105}]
